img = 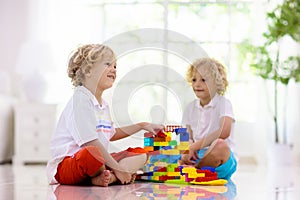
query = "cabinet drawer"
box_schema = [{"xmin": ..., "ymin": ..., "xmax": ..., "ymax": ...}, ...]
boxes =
[
  {"xmin": 20, "ymin": 128, "xmax": 52, "ymax": 142},
  {"xmin": 21, "ymin": 142, "xmax": 50, "ymax": 157},
  {"xmin": 16, "ymin": 113, "xmax": 55, "ymax": 129}
]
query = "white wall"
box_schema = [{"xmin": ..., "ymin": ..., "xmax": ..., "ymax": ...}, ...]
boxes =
[{"xmin": 0, "ymin": 0, "xmax": 30, "ymax": 94}]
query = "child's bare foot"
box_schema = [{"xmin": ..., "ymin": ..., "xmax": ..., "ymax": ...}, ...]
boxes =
[
  {"xmin": 91, "ymin": 170, "xmax": 113, "ymax": 187},
  {"xmin": 130, "ymin": 173, "xmax": 137, "ymax": 184}
]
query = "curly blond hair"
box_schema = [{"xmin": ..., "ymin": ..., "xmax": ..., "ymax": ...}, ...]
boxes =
[
  {"xmin": 67, "ymin": 44, "xmax": 115, "ymax": 87},
  {"xmin": 186, "ymin": 57, "xmax": 228, "ymax": 95}
]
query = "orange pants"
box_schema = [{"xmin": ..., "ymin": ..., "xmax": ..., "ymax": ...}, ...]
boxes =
[{"xmin": 54, "ymin": 146, "xmax": 147, "ymax": 185}]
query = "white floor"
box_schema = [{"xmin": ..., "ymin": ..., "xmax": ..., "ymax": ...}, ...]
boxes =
[{"xmin": 0, "ymin": 162, "xmax": 300, "ymax": 200}]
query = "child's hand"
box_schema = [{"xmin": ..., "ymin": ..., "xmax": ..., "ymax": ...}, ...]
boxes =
[
  {"xmin": 187, "ymin": 146, "xmax": 199, "ymax": 165},
  {"xmin": 113, "ymin": 169, "xmax": 132, "ymax": 184},
  {"xmin": 141, "ymin": 122, "xmax": 165, "ymax": 135}
]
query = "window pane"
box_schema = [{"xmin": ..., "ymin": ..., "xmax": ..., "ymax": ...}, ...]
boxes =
[
  {"xmin": 230, "ymin": 2, "xmax": 267, "ymax": 42},
  {"xmin": 168, "ymin": 4, "xmax": 230, "ymax": 42},
  {"xmin": 103, "ymin": 4, "xmax": 164, "ymax": 38}
]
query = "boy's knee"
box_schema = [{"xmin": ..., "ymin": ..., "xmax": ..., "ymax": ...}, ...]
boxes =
[
  {"xmin": 136, "ymin": 153, "xmax": 148, "ymax": 164},
  {"xmin": 213, "ymin": 139, "xmax": 228, "ymax": 150},
  {"xmin": 210, "ymin": 139, "xmax": 230, "ymax": 159}
]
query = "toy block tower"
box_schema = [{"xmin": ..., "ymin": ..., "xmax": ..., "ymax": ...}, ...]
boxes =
[{"xmin": 138, "ymin": 124, "xmax": 227, "ymax": 185}]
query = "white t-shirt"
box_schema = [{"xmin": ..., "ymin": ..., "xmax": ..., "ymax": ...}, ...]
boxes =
[
  {"xmin": 46, "ymin": 86, "xmax": 116, "ymax": 184},
  {"xmin": 181, "ymin": 94, "xmax": 235, "ymax": 152}
]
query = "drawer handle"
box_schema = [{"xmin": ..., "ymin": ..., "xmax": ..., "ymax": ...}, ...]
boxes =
[
  {"xmin": 34, "ymin": 118, "xmax": 39, "ymax": 123},
  {"xmin": 34, "ymin": 146, "xmax": 39, "ymax": 152},
  {"xmin": 34, "ymin": 132, "xmax": 39, "ymax": 137}
]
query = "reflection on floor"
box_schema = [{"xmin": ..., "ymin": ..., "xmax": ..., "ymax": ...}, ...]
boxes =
[
  {"xmin": 1, "ymin": 162, "xmax": 300, "ymax": 200},
  {"xmin": 49, "ymin": 180, "xmax": 236, "ymax": 200}
]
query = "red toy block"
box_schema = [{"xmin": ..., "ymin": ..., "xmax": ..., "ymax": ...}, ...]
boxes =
[{"xmin": 156, "ymin": 130, "xmax": 167, "ymax": 138}]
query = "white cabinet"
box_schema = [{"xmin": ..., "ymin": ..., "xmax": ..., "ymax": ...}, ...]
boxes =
[{"xmin": 13, "ymin": 103, "xmax": 57, "ymax": 165}]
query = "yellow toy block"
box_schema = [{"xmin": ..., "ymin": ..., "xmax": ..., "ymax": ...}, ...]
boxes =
[
  {"xmin": 160, "ymin": 142, "xmax": 169, "ymax": 146},
  {"xmin": 154, "ymin": 142, "xmax": 161, "ymax": 146},
  {"xmin": 191, "ymin": 179, "xmax": 228, "ymax": 186},
  {"xmin": 161, "ymin": 149, "xmax": 180, "ymax": 155},
  {"xmin": 188, "ymin": 172, "xmax": 205, "ymax": 178},
  {"xmin": 177, "ymin": 142, "xmax": 189, "ymax": 150},
  {"xmin": 167, "ymin": 172, "xmax": 181, "ymax": 176},
  {"xmin": 182, "ymin": 167, "xmax": 196, "ymax": 173},
  {"xmin": 188, "ymin": 172, "xmax": 198, "ymax": 178}
]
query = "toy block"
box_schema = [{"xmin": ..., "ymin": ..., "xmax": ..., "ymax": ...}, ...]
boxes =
[
  {"xmin": 156, "ymin": 167, "xmax": 167, "ymax": 172},
  {"xmin": 165, "ymin": 125, "xmax": 181, "ymax": 132},
  {"xmin": 185, "ymin": 174, "xmax": 194, "ymax": 182},
  {"xmin": 159, "ymin": 175, "xmax": 169, "ymax": 181},
  {"xmin": 153, "ymin": 172, "xmax": 167, "ymax": 176},
  {"xmin": 182, "ymin": 167, "xmax": 195, "ymax": 174},
  {"xmin": 154, "ymin": 137, "xmax": 166, "ymax": 142},
  {"xmin": 168, "ymin": 140, "xmax": 177, "ymax": 146},
  {"xmin": 156, "ymin": 131, "xmax": 167, "ymax": 138},
  {"xmin": 174, "ymin": 167, "xmax": 181, "ymax": 172},
  {"xmin": 180, "ymin": 132, "xmax": 189, "ymax": 141},
  {"xmin": 200, "ymin": 166, "xmax": 216, "ymax": 172},
  {"xmin": 154, "ymin": 146, "xmax": 160, "ymax": 151},
  {"xmin": 187, "ymin": 172, "xmax": 198, "ymax": 178},
  {"xmin": 140, "ymin": 124, "xmax": 225, "ymax": 186},
  {"xmin": 166, "ymin": 164, "xmax": 177, "ymax": 171},
  {"xmin": 174, "ymin": 128, "xmax": 188, "ymax": 134},
  {"xmin": 168, "ymin": 155, "xmax": 181, "ymax": 163},
  {"xmin": 167, "ymin": 172, "xmax": 181, "ymax": 176},
  {"xmin": 161, "ymin": 146, "xmax": 172, "ymax": 150},
  {"xmin": 144, "ymin": 146, "xmax": 154, "ymax": 152},
  {"xmin": 160, "ymin": 142, "xmax": 169, "ymax": 146},
  {"xmin": 165, "ymin": 136, "xmax": 171, "ymax": 142},
  {"xmin": 154, "ymin": 142, "xmax": 161, "ymax": 146},
  {"xmin": 176, "ymin": 142, "xmax": 189, "ymax": 150},
  {"xmin": 180, "ymin": 150, "xmax": 189, "ymax": 154},
  {"xmin": 144, "ymin": 138, "xmax": 154, "ymax": 146},
  {"xmin": 161, "ymin": 149, "xmax": 180, "ymax": 155},
  {"xmin": 153, "ymin": 162, "xmax": 168, "ymax": 167},
  {"xmin": 165, "ymin": 132, "xmax": 172, "ymax": 136}
]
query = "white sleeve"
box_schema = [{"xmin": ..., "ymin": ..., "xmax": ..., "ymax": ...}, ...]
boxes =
[
  {"xmin": 69, "ymin": 94, "xmax": 98, "ymax": 146},
  {"xmin": 220, "ymin": 98, "xmax": 235, "ymax": 122}
]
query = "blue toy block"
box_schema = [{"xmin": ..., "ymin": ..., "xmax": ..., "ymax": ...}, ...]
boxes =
[
  {"xmin": 144, "ymin": 138, "xmax": 154, "ymax": 146},
  {"xmin": 175, "ymin": 128, "xmax": 187, "ymax": 134},
  {"xmin": 200, "ymin": 166, "xmax": 216, "ymax": 172},
  {"xmin": 180, "ymin": 132, "xmax": 189, "ymax": 141}
]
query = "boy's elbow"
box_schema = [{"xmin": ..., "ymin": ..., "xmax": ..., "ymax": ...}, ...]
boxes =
[{"xmin": 219, "ymin": 130, "xmax": 230, "ymax": 139}]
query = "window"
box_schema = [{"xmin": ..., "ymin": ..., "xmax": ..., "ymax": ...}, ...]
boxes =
[{"xmin": 46, "ymin": 0, "xmax": 269, "ymax": 125}]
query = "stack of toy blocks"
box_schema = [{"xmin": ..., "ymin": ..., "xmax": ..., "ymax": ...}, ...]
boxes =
[{"xmin": 138, "ymin": 125, "xmax": 226, "ymax": 185}]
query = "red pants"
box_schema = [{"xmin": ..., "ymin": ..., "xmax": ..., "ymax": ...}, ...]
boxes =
[{"xmin": 54, "ymin": 146, "xmax": 146, "ymax": 185}]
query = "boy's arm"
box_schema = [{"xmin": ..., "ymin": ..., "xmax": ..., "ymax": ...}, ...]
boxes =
[
  {"xmin": 190, "ymin": 116, "xmax": 233, "ymax": 151},
  {"xmin": 186, "ymin": 125, "xmax": 194, "ymax": 145},
  {"xmin": 110, "ymin": 122, "xmax": 164, "ymax": 141}
]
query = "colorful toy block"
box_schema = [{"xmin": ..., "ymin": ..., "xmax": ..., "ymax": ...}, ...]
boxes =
[{"xmin": 138, "ymin": 125, "xmax": 227, "ymax": 186}]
